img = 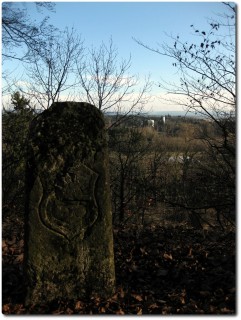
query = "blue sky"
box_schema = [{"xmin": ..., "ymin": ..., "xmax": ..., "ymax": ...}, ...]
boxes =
[
  {"xmin": 36, "ymin": 2, "xmax": 226, "ymax": 78},
  {"xmin": 2, "ymin": 1, "xmax": 234, "ymax": 111}
]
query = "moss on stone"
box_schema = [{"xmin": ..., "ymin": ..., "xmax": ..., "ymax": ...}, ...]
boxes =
[{"xmin": 25, "ymin": 102, "xmax": 115, "ymax": 305}]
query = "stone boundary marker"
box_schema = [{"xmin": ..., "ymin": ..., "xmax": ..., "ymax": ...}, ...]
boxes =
[{"xmin": 24, "ymin": 102, "xmax": 115, "ymax": 306}]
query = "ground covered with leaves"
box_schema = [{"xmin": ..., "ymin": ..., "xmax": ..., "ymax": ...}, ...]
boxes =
[{"xmin": 2, "ymin": 215, "xmax": 236, "ymax": 314}]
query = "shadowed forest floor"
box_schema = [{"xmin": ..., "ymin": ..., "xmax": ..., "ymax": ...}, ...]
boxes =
[{"xmin": 2, "ymin": 214, "xmax": 236, "ymax": 314}]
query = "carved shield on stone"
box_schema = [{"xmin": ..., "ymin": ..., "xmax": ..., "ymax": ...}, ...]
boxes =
[{"xmin": 38, "ymin": 162, "xmax": 99, "ymax": 241}]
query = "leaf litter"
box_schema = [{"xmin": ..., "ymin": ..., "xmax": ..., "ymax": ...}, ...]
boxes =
[{"xmin": 2, "ymin": 216, "xmax": 235, "ymax": 314}]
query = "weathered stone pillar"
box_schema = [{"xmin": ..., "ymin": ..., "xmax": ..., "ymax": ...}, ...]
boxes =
[{"xmin": 24, "ymin": 102, "xmax": 115, "ymax": 305}]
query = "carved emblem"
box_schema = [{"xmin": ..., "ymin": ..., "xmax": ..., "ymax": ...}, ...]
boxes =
[{"xmin": 37, "ymin": 162, "xmax": 99, "ymax": 240}]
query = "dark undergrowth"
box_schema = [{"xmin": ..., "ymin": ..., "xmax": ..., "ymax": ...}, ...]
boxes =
[{"xmin": 2, "ymin": 214, "xmax": 236, "ymax": 314}]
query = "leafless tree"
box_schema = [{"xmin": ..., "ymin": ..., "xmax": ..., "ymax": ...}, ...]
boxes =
[
  {"xmin": 135, "ymin": 5, "xmax": 235, "ymax": 120},
  {"xmin": 76, "ymin": 38, "xmax": 152, "ymax": 127},
  {"xmin": 135, "ymin": 4, "xmax": 236, "ymax": 229},
  {"xmin": 2, "ymin": 2, "xmax": 55, "ymax": 62},
  {"xmin": 109, "ymin": 127, "xmax": 153, "ymax": 223},
  {"xmin": 17, "ymin": 28, "xmax": 84, "ymax": 110}
]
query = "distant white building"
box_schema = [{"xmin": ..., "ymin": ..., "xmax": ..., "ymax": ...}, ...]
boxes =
[
  {"xmin": 147, "ymin": 119, "xmax": 155, "ymax": 127},
  {"xmin": 162, "ymin": 116, "xmax": 166, "ymax": 124},
  {"xmin": 168, "ymin": 155, "xmax": 190, "ymax": 163}
]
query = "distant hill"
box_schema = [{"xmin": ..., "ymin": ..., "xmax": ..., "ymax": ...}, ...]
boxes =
[
  {"xmin": 105, "ymin": 110, "xmax": 206, "ymax": 119},
  {"xmin": 147, "ymin": 111, "xmax": 204, "ymax": 118}
]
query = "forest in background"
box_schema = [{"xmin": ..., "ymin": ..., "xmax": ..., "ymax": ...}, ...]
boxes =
[
  {"xmin": 2, "ymin": 101, "xmax": 235, "ymax": 231},
  {"xmin": 106, "ymin": 112, "xmax": 235, "ymax": 230}
]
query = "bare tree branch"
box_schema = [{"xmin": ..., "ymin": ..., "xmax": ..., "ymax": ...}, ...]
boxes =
[
  {"xmin": 76, "ymin": 38, "xmax": 152, "ymax": 127},
  {"xmin": 134, "ymin": 4, "xmax": 236, "ymax": 222},
  {"xmin": 16, "ymin": 28, "xmax": 84, "ymax": 109},
  {"xmin": 2, "ymin": 2, "xmax": 56, "ymax": 62}
]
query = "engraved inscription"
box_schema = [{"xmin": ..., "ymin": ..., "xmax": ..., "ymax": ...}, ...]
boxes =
[{"xmin": 38, "ymin": 162, "xmax": 99, "ymax": 240}]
